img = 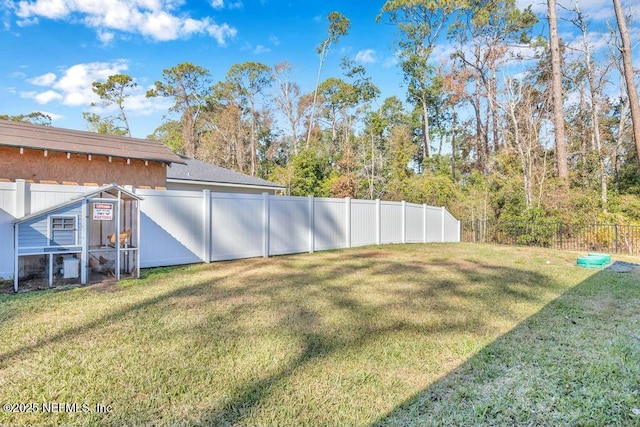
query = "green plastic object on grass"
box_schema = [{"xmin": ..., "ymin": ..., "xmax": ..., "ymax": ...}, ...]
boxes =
[{"xmin": 576, "ymin": 253, "xmax": 612, "ymax": 269}]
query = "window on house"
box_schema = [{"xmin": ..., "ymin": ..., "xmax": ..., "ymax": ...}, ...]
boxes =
[{"xmin": 50, "ymin": 216, "xmax": 77, "ymax": 246}]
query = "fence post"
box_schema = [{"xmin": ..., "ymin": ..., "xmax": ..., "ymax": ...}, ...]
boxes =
[
  {"xmin": 423, "ymin": 204, "xmax": 427, "ymax": 244},
  {"xmin": 615, "ymin": 224, "xmax": 619, "ymax": 254},
  {"xmin": 441, "ymin": 206, "xmax": 446, "ymax": 242},
  {"xmin": 345, "ymin": 197, "xmax": 351, "ymax": 248},
  {"xmin": 457, "ymin": 220, "xmax": 461, "ymax": 243},
  {"xmin": 308, "ymin": 195, "xmax": 314, "ymax": 253},
  {"xmin": 401, "ymin": 201, "xmax": 406, "ymax": 244},
  {"xmin": 376, "ymin": 199, "xmax": 381, "ymax": 245},
  {"xmin": 262, "ymin": 193, "xmax": 270, "ymax": 258},
  {"xmin": 16, "ymin": 179, "xmax": 26, "ymax": 217},
  {"xmin": 202, "ymin": 189, "xmax": 211, "ymax": 263}
]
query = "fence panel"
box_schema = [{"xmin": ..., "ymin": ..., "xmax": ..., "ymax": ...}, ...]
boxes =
[
  {"xmin": 210, "ymin": 193, "xmax": 264, "ymax": 261},
  {"xmin": 380, "ymin": 201, "xmax": 402, "ymax": 244},
  {"xmin": 425, "ymin": 206, "xmax": 442, "ymax": 242},
  {"xmin": 29, "ymin": 183, "xmax": 93, "ymax": 213},
  {"xmin": 0, "ymin": 183, "xmax": 16, "ymax": 279},
  {"xmin": 444, "ymin": 210, "xmax": 460, "ymax": 242},
  {"xmin": 405, "ymin": 203, "xmax": 424, "ymax": 243},
  {"xmin": 350, "ymin": 199, "xmax": 377, "ymax": 247},
  {"xmin": 138, "ymin": 189, "xmax": 204, "ymax": 267},
  {"xmin": 313, "ymin": 198, "xmax": 346, "ymax": 251},
  {"xmin": 269, "ymin": 196, "xmax": 310, "ymax": 256},
  {"xmin": 462, "ymin": 220, "xmax": 640, "ymax": 256}
]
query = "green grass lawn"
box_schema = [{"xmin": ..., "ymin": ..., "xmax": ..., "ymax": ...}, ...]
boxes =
[{"xmin": 0, "ymin": 243, "xmax": 638, "ymax": 426}]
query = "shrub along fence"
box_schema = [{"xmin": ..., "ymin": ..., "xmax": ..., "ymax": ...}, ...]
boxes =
[{"xmin": 462, "ymin": 220, "xmax": 640, "ymax": 255}]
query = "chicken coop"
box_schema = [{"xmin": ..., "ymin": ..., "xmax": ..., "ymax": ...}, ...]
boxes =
[{"xmin": 13, "ymin": 184, "xmax": 142, "ymax": 292}]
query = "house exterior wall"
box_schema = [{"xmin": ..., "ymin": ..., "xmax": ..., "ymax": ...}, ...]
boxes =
[
  {"xmin": 0, "ymin": 146, "xmax": 166, "ymax": 189},
  {"xmin": 166, "ymin": 181, "xmax": 280, "ymax": 194}
]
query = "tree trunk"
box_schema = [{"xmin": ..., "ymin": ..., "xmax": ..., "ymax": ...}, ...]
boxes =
[
  {"xmin": 306, "ymin": 43, "xmax": 327, "ymax": 148},
  {"xmin": 473, "ymin": 80, "xmax": 485, "ymax": 172},
  {"xmin": 421, "ymin": 98, "xmax": 431, "ymax": 160},
  {"xmin": 613, "ymin": 0, "xmax": 640, "ymax": 167},
  {"xmin": 548, "ymin": 0, "xmax": 568, "ymax": 180},
  {"xmin": 451, "ymin": 111, "xmax": 457, "ymax": 181}
]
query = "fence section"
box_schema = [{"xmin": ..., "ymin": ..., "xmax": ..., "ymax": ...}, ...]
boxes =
[
  {"xmin": 462, "ymin": 220, "xmax": 640, "ymax": 255},
  {"xmin": 136, "ymin": 189, "xmax": 205, "ymax": 267},
  {"xmin": 0, "ymin": 181, "xmax": 461, "ymax": 279},
  {"xmin": 0, "ymin": 183, "xmax": 17, "ymax": 279},
  {"xmin": 350, "ymin": 199, "xmax": 377, "ymax": 247}
]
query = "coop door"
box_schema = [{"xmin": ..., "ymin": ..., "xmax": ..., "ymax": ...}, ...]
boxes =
[{"xmin": 87, "ymin": 199, "xmax": 118, "ymax": 282}]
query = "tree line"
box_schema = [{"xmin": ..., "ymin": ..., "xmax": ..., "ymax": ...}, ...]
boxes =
[{"xmin": 6, "ymin": 0, "xmax": 640, "ymax": 224}]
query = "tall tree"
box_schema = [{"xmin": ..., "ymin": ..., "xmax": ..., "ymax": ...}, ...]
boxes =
[
  {"xmin": 146, "ymin": 62, "xmax": 211, "ymax": 158},
  {"xmin": 613, "ymin": 0, "xmax": 640, "ymax": 168},
  {"xmin": 272, "ymin": 61, "xmax": 303, "ymax": 156},
  {"xmin": 452, "ymin": 0, "xmax": 537, "ymax": 155},
  {"xmin": 548, "ymin": 0, "xmax": 569, "ymax": 180},
  {"xmin": 306, "ymin": 11, "xmax": 350, "ymax": 148},
  {"xmin": 227, "ymin": 62, "xmax": 273, "ymax": 176},
  {"xmin": 89, "ymin": 74, "xmax": 136, "ymax": 137},
  {"xmin": 572, "ymin": 1, "xmax": 612, "ymax": 211},
  {"xmin": 378, "ymin": 0, "xmax": 458, "ymax": 161}
]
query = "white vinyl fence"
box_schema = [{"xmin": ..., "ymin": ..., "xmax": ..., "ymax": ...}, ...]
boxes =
[{"xmin": 0, "ymin": 181, "xmax": 461, "ymax": 279}]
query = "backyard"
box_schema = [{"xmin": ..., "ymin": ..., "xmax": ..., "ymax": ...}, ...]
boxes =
[{"xmin": 0, "ymin": 243, "xmax": 638, "ymax": 426}]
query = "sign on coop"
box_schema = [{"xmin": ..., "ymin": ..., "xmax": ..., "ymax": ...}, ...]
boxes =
[{"xmin": 92, "ymin": 203, "xmax": 113, "ymax": 221}]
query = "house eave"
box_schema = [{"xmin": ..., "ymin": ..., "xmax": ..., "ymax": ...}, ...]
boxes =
[{"xmin": 166, "ymin": 178, "xmax": 284, "ymax": 191}]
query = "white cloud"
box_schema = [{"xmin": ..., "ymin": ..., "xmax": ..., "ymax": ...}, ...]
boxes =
[
  {"xmin": 383, "ymin": 55, "xmax": 399, "ymax": 69},
  {"xmin": 355, "ymin": 49, "xmax": 376, "ymax": 64},
  {"xmin": 16, "ymin": 16, "xmax": 38, "ymax": 26},
  {"xmin": 16, "ymin": 0, "xmax": 69, "ymax": 19},
  {"xmin": 12, "ymin": 0, "xmax": 237, "ymax": 44},
  {"xmin": 30, "ymin": 89, "xmax": 63, "ymax": 104},
  {"xmin": 430, "ymin": 43, "xmax": 457, "ymax": 64},
  {"xmin": 57, "ymin": 61, "xmax": 129, "ymax": 106},
  {"xmin": 269, "ymin": 35, "xmax": 280, "ymax": 46},
  {"xmin": 20, "ymin": 61, "xmax": 172, "ymax": 118},
  {"xmin": 28, "ymin": 72, "xmax": 56, "ymax": 86},
  {"xmin": 39, "ymin": 111, "xmax": 64, "ymax": 120},
  {"xmin": 22, "ymin": 60, "xmax": 127, "ymax": 106},
  {"xmin": 254, "ymin": 44, "xmax": 270, "ymax": 54},
  {"xmin": 206, "ymin": 22, "xmax": 236, "ymax": 46},
  {"xmin": 97, "ymin": 29, "xmax": 115, "ymax": 45},
  {"xmin": 125, "ymin": 91, "xmax": 173, "ymax": 117}
]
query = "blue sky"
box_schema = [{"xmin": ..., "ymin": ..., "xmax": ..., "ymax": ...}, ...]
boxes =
[{"xmin": 1, "ymin": 0, "xmax": 638, "ymax": 139}]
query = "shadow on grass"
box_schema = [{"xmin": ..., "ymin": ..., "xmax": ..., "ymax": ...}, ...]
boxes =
[
  {"xmin": 370, "ymin": 267, "xmax": 640, "ymax": 426},
  {"xmin": 191, "ymin": 250, "xmax": 564, "ymax": 426},
  {"xmin": 2, "ymin": 245, "xmax": 619, "ymax": 426}
]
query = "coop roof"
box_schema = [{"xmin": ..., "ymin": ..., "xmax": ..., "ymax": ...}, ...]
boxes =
[
  {"xmin": 13, "ymin": 183, "xmax": 142, "ymax": 224},
  {"xmin": 0, "ymin": 119, "xmax": 185, "ymax": 165}
]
